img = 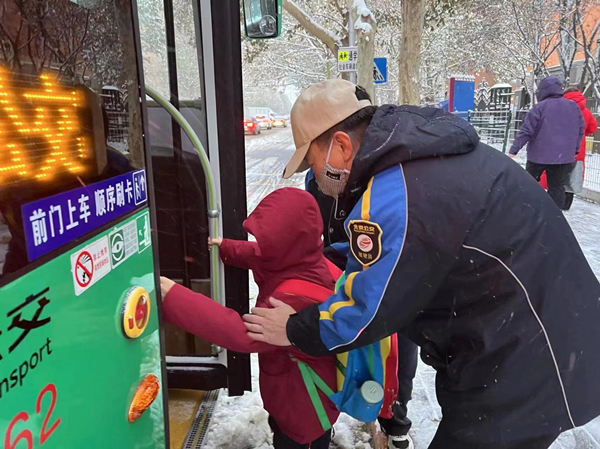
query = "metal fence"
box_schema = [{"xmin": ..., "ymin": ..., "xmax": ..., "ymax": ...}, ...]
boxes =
[{"xmin": 457, "ymin": 109, "xmax": 600, "ymax": 193}]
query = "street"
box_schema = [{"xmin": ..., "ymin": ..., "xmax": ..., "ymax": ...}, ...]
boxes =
[
  {"xmin": 245, "ymin": 127, "xmax": 306, "ymax": 213},
  {"xmin": 205, "ymin": 128, "xmax": 600, "ymax": 449}
]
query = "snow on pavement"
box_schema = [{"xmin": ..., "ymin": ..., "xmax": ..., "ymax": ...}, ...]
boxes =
[{"xmin": 203, "ymin": 129, "xmax": 600, "ymax": 448}]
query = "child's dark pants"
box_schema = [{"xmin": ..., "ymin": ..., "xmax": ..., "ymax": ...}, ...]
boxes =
[{"xmin": 268, "ymin": 417, "xmax": 332, "ymax": 449}]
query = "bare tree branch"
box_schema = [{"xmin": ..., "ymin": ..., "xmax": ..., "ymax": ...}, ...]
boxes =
[{"xmin": 283, "ymin": 0, "xmax": 342, "ymax": 55}]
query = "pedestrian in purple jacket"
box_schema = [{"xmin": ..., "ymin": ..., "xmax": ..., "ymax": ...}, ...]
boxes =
[{"xmin": 509, "ymin": 76, "xmax": 584, "ymax": 208}]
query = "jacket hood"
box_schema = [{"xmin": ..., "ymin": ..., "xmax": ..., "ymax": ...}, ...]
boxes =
[
  {"xmin": 537, "ymin": 77, "xmax": 563, "ymax": 101},
  {"xmin": 243, "ymin": 188, "xmax": 325, "ymax": 273},
  {"xmin": 345, "ymin": 105, "xmax": 479, "ymax": 196},
  {"xmin": 564, "ymin": 90, "xmax": 586, "ymax": 110}
]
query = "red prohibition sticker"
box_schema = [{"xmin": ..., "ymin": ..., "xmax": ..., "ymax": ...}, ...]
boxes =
[{"xmin": 74, "ymin": 251, "xmax": 94, "ymax": 287}]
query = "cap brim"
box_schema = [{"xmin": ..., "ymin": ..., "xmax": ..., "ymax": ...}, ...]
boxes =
[{"xmin": 283, "ymin": 141, "xmax": 310, "ymax": 179}]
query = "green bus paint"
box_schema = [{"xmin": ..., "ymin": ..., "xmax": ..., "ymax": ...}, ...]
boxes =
[{"xmin": 0, "ymin": 208, "xmax": 165, "ymax": 448}]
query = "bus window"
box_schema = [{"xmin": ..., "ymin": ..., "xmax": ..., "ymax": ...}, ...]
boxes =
[{"xmin": 0, "ymin": 0, "xmax": 144, "ymax": 280}]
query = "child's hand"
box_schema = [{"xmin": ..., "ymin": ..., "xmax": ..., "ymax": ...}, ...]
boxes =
[
  {"xmin": 207, "ymin": 237, "xmax": 223, "ymax": 249},
  {"xmin": 160, "ymin": 276, "xmax": 176, "ymax": 300}
]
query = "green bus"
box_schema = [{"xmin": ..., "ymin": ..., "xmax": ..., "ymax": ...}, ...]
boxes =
[{"xmin": 0, "ymin": 0, "xmax": 280, "ymax": 447}]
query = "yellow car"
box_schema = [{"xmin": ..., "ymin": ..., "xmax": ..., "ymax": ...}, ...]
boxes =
[{"xmin": 272, "ymin": 116, "xmax": 287, "ymax": 128}]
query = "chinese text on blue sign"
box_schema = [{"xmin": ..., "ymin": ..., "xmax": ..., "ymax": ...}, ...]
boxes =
[{"xmin": 22, "ymin": 170, "xmax": 148, "ymax": 261}]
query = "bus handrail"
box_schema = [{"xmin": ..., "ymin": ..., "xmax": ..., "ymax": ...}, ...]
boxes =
[{"xmin": 145, "ymin": 86, "xmax": 224, "ymax": 306}]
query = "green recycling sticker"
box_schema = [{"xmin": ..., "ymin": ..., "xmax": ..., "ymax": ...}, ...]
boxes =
[
  {"xmin": 109, "ymin": 211, "xmax": 150, "ymax": 269},
  {"xmin": 110, "ymin": 229, "xmax": 125, "ymax": 266}
]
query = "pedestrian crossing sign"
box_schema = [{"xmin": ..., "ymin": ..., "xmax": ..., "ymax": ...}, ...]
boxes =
[{"xmin": 373, "ymin": 58, "xmax": 387, "ymax": 85}]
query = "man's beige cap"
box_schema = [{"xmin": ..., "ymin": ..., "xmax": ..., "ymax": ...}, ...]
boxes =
[{"xmin": 283, "ymin": 79, "xmax": 371, "ymax": 179}]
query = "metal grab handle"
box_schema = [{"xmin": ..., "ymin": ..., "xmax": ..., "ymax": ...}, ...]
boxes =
[{"xmin": 145, "ymin": 86, "xmax": 224, "ymax": 306}]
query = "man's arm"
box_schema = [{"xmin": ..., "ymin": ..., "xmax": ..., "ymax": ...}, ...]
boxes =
[
  {"xmin": 509, "ymin": 106, "xmax": 541, "ymax": 155},
  {"xmin": 287, "ymin": 165, "xmax": 464, "ymax": 356}
]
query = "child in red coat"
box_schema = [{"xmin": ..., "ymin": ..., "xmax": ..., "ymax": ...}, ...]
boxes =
[{"xmin": 160, "ymin": 188, "xmax": 340, "ymax": 448}]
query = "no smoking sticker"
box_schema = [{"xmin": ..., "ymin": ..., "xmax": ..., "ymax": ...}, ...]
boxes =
[
  {"xmin": 71, "ymin": 236, "xmax": 111, "ymax": 296},
  {"xmin": 75, "ymin": 251, "xmax": 94, "ymax": 287}
]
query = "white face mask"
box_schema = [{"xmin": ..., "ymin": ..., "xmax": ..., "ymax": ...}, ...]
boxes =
[{"xmin": 316, "ymin": 138, "xmax": 350, "ymax": 199}]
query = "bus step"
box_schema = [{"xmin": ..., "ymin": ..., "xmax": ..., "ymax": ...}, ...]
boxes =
[{"xmin": 183, "ymin": 389, "xmax": 220, "ymax": 448}]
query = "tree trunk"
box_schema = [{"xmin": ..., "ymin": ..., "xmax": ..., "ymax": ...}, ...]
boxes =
[
  {"xmin": 398, "ymin": 0, "xmax": 425, "ymax": 105},
  {"xmin": 356, "ymin": 15, "xmax": 376, "ymax": 100}
]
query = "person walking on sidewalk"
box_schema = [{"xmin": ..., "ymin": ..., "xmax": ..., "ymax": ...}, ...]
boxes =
[
  {"xmin": 509, "ymin": 76, "xmax": 584, "ymax": 209},
  {"xmin": 538, "ymin": 88, "xmax": 598, "ymax": 210}
]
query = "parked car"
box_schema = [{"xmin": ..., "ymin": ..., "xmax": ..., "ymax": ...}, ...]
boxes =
[
  {"xmin": 255, "ymin": 114, "xmax": 272, "ymax": 130},
  {"xmin": 244, "ymin": 117, "xmax": 261, "ymax": 135},
  {"xmin": 272, "ymin": 116, "xmax": 287, "ymax": 128}
]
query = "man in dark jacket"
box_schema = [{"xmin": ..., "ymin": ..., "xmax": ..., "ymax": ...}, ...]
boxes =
[
  {"xmin": 509, "ymin": 76, "xmax": 584, "ymax": 208},
  {"xmin": 244, "ymin": 79, "xmax": 600, "ymax": 449},
  {"xmin": 306, "ymin": 158, "xmax": 418, "ymax": 448}
]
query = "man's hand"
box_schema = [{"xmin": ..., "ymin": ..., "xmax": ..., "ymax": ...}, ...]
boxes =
[
  {"xmin": 242, "ymin": 298, "xmax": 295, "ymax": 346},
  {"xmin": 160, "ymin": 276, "xmax": 176, "ymax": 301},
  {"xmin": 508, "ymin": 153, "xmax": 516, "ymax": 159}
]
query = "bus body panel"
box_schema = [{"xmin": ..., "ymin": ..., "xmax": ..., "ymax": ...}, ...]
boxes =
[{"xmin": 0, "ymin": 208, "xmax": 165, "ymax": 448}]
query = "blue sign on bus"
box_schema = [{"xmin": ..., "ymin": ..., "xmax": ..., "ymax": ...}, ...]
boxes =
[{"xmin": 22, "ymin": 170, "xmax": 148, "ymax": 262}]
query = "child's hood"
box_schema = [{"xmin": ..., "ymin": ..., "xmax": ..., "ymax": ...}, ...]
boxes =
[{"xmin": 243, "ymin": 188, "xmax": 325, "ymax": 272}]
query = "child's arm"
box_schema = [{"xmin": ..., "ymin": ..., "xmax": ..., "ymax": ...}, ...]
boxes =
[
  {"xmin": 212, "ymin": 237, "xmax": 260, "ymax": 271},
  {"xmin": 161, "ymin": 281, "xmax": 276, "ymax": 354}
]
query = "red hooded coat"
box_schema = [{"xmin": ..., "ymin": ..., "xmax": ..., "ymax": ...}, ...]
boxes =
[
  {"xmin": 162, "ymin": 188, "xmax": 341, "ymax": 444},
  {"xmin": 539, "ymin": 90, "xmax": 598, "ymax": 189}
]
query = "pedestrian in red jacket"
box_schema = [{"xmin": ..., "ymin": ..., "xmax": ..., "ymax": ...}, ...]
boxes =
[
  {"xmin": 160, "ymin": 187, "xmax": 340, "ymax": 448},
  {"xmin": 539, "ymin": 88, "xmax": 598, "ymax": 209}
]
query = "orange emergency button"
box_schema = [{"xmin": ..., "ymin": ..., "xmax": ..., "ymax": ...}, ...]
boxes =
[
  {"xmin": 122, "ymin": 286, "xmax": 151, "ymax": 339},
  {"xmin": 128, "ymin": 374, "xmax": 160, "ymax": 422}
]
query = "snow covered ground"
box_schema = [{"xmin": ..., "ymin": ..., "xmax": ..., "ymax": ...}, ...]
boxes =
[{"xmin": 203, "ymin": 129, "xmax": 600, "ymax": 448}]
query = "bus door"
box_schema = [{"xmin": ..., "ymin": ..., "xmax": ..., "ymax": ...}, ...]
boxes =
[
  {"xmin": 139, "ymin": 0, "xmax": 257, "ymax": 397},
  {"xmin": 0, "ymin": 0, "xmax": 168, "ymax": 447},
  {"xmin": 137, "ymin": 0, "xmax": 282, "ymax": 402}
]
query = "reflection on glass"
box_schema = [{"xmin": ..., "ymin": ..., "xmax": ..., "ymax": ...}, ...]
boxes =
[
  {"xmin": 0, "ymin": 0, "xmax": 144, "ymax": 278},
  {"xmin": 259, "ymin": 15, "xmax": 277, "ymax": 36},
  {"xmin": 138, "ymin": 0, "xmax": 169, "ymax": 99},
  {"xmin": 173, "ymin": 0, "xmax": 207, "ymax": 150},
  {"xmin": 244, "ymin": 0, "xmax": 278, "ymax": 38}
]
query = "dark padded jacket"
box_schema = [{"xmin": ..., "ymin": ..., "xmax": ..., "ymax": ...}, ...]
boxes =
[
  {"xmin": 305, "ymin": 170, "xmax": 348, "ymax": 270},
  {"xmin": 288, "ymin": 105, "xmax": 600, "ymax": 448}
]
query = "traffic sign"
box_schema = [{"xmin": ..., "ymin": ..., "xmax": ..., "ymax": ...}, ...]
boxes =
[
  {"xmin": 338, "ymin": 47, "xmax": 358, "ymax": 73},
  {"xmin": 374, "ymin": 58, "xmax": 387, "ymax": 85}
]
